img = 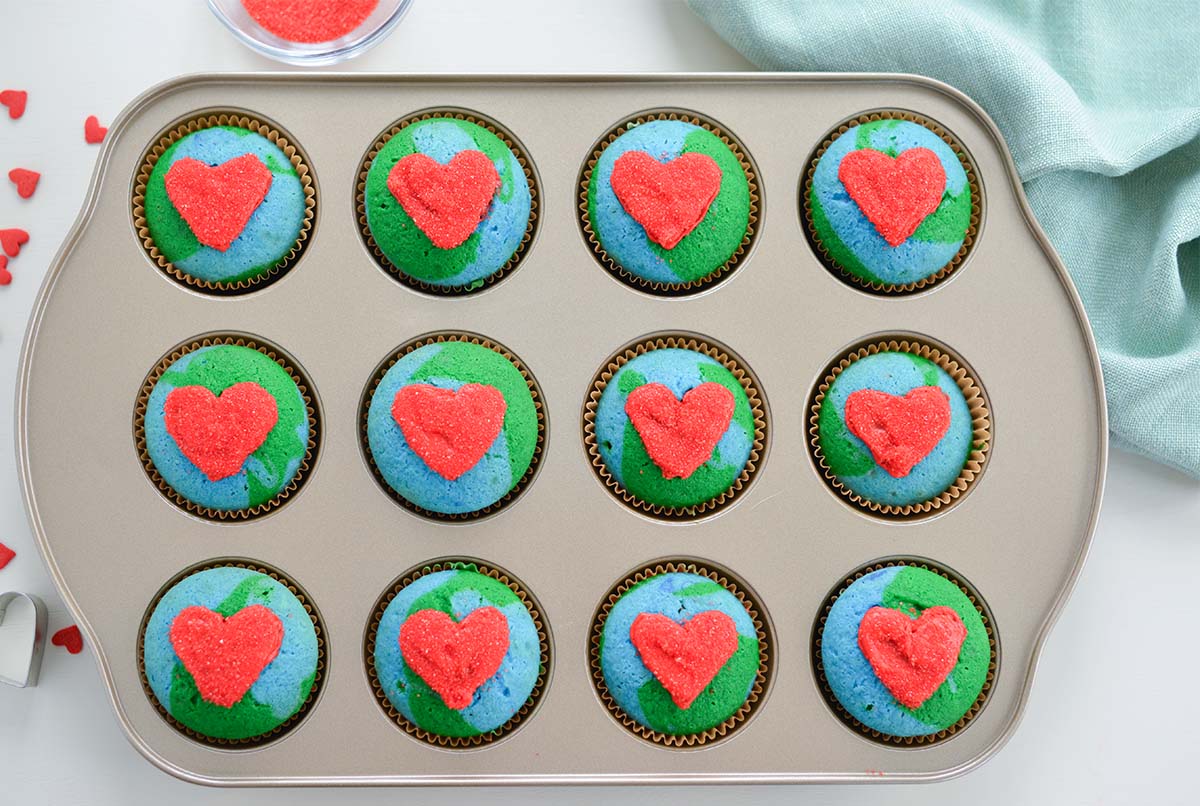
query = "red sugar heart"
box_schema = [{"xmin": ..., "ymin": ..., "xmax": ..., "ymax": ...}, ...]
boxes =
[
  {"xmin": 630, "ymin": 611, "xmax": 739, "ymax": 709},
  {"xmin": 52, "ymin": 625, "xmax": 83, "ymax": 655},
  {"xmin": 843, "ymin": 386, "xmax": 951, "ymax": 478},
  {"xmin": 164, "ymin": 154, "xmax": 273, "ymax": 252},
  {"xmin": 0, "ymin": 255, "xmax": 11, "ymax": 286},
  {"xmin": 8, "ymin": 168, "xmax": 39, "ymax": 199},
  {"xmin": 170, "ymin": 605, "xmax": 284, "ymax": 708},
  {"xmin": 1, "ymin": 90, "xmax": 27, "ymax": 120},
  {"xmin": 858, "ymin": 605, "xmax": 966, "ymax": 710},
  {"xmin": 242, "ymin": 0, "xmax": 380, "ymax": 43},
  {"xmin": 387, "ymin": 150, "xmax": 501, "ymax": 250},
  {"xmin": 625, "ymin": 381, "xmax": 735, "ymax": 479},
  {"xmin": 838, "ymin": 147, "xmax": 946, "ymax": 247},
  {"xmin": 399, "ymin": 607, "xmax": 510, "ymax": 709},
  {"xmin": 0, "ymin": 541, "xmax": 15, "ymax": 569},
  {"xmin": 84, "ymin": 115, "xmax": 106, "ymax": 144},
  {"xmin": 163, "ymin": 382, "xmax": 279, "ymax": 482},
  {"xmin": 0, "ymin": 228, "xmax": 29, "ymax": 258},
  {"xmin": 610, "ymin": 150, "xmax": 722, "ymax": 249},
  {"xmin": 391, "ymin": 383, "xmax": 507, "ymax": 481}
]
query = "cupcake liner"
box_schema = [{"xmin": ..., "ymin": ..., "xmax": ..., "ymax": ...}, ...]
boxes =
[
  {"xmin": 132, "ymin": 111, "xmax": 317, "ymax": 295},
  {"xmin": 811, "ymin": 556, "xmax": 998, "ymax": 747},
  {"xmin": 802, "ymin": 109, "xmax": 982, "ymax": 296},
  {"xmin": 135, "ymin": 557, "xmax": 327, "ymax": 749},
  {"xmin": 133, "ymin": 333, "xmax": 321, "ymax": 522},
  {"xmin": 807, "ymin": 336, "xmax": 990, "ymax": 519},
  {"xmin": 583, "ymin": 333, "xmax": 768, "ymax": 520},
  {"xmin": 355, "ymin": 108, "xmax": 540, "ymax": 296},
  {"xmin": 578, "ymin": 109, "xmax": 761, "ymax": 296},
  {"xmin": 359, "ymin": 331, "xmax": 547, "ymax": 521},
  {"xmin": 589, "ymin": 558, "xmax": 773, "ymax": 748},
  {"xmin": 363, "ymin": 558, "xmax": 551, "ymax": 749}
]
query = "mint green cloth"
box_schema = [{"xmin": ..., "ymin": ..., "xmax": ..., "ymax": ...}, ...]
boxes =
[{"xmin": 691, "ymin": 0, "xmax": 1200, "ymax": 477}]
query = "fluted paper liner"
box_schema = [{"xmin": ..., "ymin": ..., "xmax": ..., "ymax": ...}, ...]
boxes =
[{"xmin": 811, "ymin": 557, "xmax": 998, "ymax": 747}]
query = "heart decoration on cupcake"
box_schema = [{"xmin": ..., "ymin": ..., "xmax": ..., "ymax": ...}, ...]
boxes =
[
  {"xmin": 857, "ymin": 604, "xmax": 966, "ymax": 710},
  {"xmin": 170, "ymin": 604, "xmax": 284, "ymax": 709},
  {"xmin": 629, "ymin": 610, "xmax": 739, "ymax": 709},
  {"xmin": 843, "ymin": 386, "xmax": 951, "ymax": 478},
  {"xmin": 391, "ymin": 383, "xmax": 507, "ymax": 481},
  {"xmin": 838, "ymin": 147, "xmax": 946, "ymax": 247},
  {"xmin": 387, "ymin": 150, "xmax": 501, "ymax": 250},
  {"xmin": 625, "ymin": 382, "xmax": 735, "ymax": 479},
  {"xmin": 164, "ymin": 154, "xmax": 274, "ymax": 251},
  {"xmin": 163, "ymin": 382, "xmax": 279, "ymax": 482},
  {"xmin": 399, "ymin": 606, "xmax": 510, "ymax": 709},
  {"xmin": 610, "ymin": 151, "xmax": 722, "ymax": 249}
]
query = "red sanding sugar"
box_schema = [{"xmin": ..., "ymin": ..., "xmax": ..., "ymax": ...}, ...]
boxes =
[
  {"xmin": 629, "ymin": 611, "xmax": 739, "ymax": 709},
  {"xmin": 0, "ymin": 542, "xmax": 15, "ymax": 569},
  {"xmin": 170, "ymin": 605, "xmax": 284, "ymax": 707},
  {"xmin": 242, "ymin": 0, "xmax": 381, "ymax": 44},
  {"xmin": 624, "ymin": 381, "xmax": 735, "ymax": 479},
  {"xmin": 857, "ymin": 605, "xmax": 966, "ymax": 709},
  {"xmin": 610, "ymin": 151, "xmax": 722, "ymax": 249},
  {"xmin": 843, "ymin": 386, "xmax": 951, "ymax": 478},
  {"xmin": 387, "ymin": 150, "xmax": 502, "ymax": 250},
  {"xmin": 164, "ymin": 155, "xmax": 273, "ymax": 252},
  {"xmin": 838, "ymin": 147, "xmax": 946, "ymax": 247},
  {"xmin": 163, "ymin": 382, "xmax": 279, "ymax": 482},
  {"xmin": 399, "ymin": 607, "xmax": 509, "ymax": 709},
  {"xmin": 391, "ymin": 383, "xmax": 507, "ymax": 481}
]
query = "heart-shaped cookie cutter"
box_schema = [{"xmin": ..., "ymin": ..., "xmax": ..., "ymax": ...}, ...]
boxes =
[{"xmin": 0, "ymin": 591, "xmax": 48, "ymax": 688}]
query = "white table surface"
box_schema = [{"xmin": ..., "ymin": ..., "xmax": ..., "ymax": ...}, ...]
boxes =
[{"xmin": 1, "ymin": 2, "xmax": 1196, "ymax": 803}]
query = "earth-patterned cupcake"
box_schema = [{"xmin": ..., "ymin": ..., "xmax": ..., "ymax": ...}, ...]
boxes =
[
  {"xmin": 362, "ymin": 115, "xmax": 534, "ymax": 291},
  {"xmin": 590, "ymin": 345, "xmax": 759, "ymax": 515},
  {"xmin": 140, "ymin": 565, "xmax": 321, "ymax": 744},
  {"xmin": 818, "ymin": 563, "xmax": 992, "ymax": 741},
  {"xmin": 370, "ymin": 564, "xmax": 545, "ymax": 744},
  {"xmin": 584, "ymin": 115, "xmax": 755, "ymax": 291},
  {"xmin": 595, "ymin": 570, "xmax": 765, "ymax": 742},
  {"xmin": 815, "ymin": 348, "xmax": 980, "ymax": 511},
  {"xmin": 140, "ymin": 341, "xmax": 313, "ymax": 518},
  {"xmin": 807, "ymin": 115, "xmax": 975, "ymax": 291},
  {"xmin": 365, "ymin": 337, "xmax": 541, "ymax": 518},
  {"xmin": 141, "ymin": 123, "xmax": 310, "ymax": 289}
]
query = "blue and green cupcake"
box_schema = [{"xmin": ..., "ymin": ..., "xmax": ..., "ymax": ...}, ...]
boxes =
[
  {"xmin": 361, "ymin": 113, "xmax": 535, "ymax": 292},
  {"xmin": 816, "ymin": 561, "xmax": 994, "ymax": 743},
  {"xmin": 805, "ymin": 113, "xmax": 977, "ymax": 292},
  {"xmin": 364, "ymin": 335, "xmax": 543, "ymax": 519},
  {"xmin": 592, "ymin": 565, "xmax": 768, "ymax": 744},
  {"xmin": 368, "ymin": 561, "xmax": 547, "ymax": 746},
  {"xmin": 583, "ymin": 114, "xmax": 757, "ymax": 292},
  {"xmin": 139, "ymin": 563, "xmax": 322, "ymax": 745},
  {"xmin": 138, "ymin": 338, "xmax": 316, "ymax": 519},
  {"xmin": 138, "ymin": 117, "xmax": 313, "ymax": 291}
]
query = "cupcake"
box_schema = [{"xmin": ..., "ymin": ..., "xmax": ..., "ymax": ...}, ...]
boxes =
[
  {"xmin": 812, "ymin": 344, "xmax": 987, "ymax": 513},
  {"xmin": 583, "ymin": 114, "xmax": 755, "ymax": 292},
  {"xmin": 361, "ymin": 114, "xmax": 535, "ymax": 292},
  {"xmin": 806, "ymin": 114, "xmax": 976, "ymax": 291},
  {"xmin": 139, "ymin": 339, "xmax": 315, "ymax": 518},
  {"xmin": 816, "ymin": 562, "xmax": 993, "ymax": 742},
  {"xmin": 587, "ymin": 341, "xmax": 762, "ymax": 516},
  {"xmin": 140, "ymin": 564, "xmax": 321, "ymax": 744},
  {"xmin": 593, "ymin": 567, "xmax": 767, "ymax": 743},
  {"xmin": 364, "ymin": 336, "xmax": 542, "ymax": 518},
  {"xmin": 368, "ymin": 562, "xmax": 547, "ymax": 745},
  {"xmin": 140, "ymin": 120, "xmax": 311, "ymax": 290}
]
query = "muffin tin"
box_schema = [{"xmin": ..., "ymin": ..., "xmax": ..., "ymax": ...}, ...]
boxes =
[{"xmin": 16, "ymin": 74, "xmax": 1106, "ymax": 786}]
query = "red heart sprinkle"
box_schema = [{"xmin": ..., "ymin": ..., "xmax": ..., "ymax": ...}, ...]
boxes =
[
  {"xmin": 164, "ymin": 154, "xmax": 273, "ymax": 252},
  {"xmin": 387, "ymin": 150, "xmax": 501, "ymax": 250},
  {"xmin": 391, "ymin": 383, "xmax": 507, "ymax": 481},
  {"xmin": 625, "ymin": 381, "xmax": 735, "ymax": 479},
  {"xmin": 610, "ymin": 150, "xmax": 723, "ymax": 249},
  {"xmin": 0, "ymin": 255, "xmax": 11, "ymax": 286},
  {"xmin": 8, "ymin": 168, "xmax": 39, "ymax": 199},
  {"xmin": 84, "ymin": 115, "xmax": 107, "ymax": 144},
  {"xmin": 0, "ymin": 541, "xmax": 15, "ymax": 569},
  {"xmin": 838, "ymin": 147, "xmax": 946, "ymax": 247},
  {"xmin": 629, "ymin": 610, "xmax": 739, "ymax": 709},
  {"xmin": 0, "ymin": 90, "xmax": 27, "ymax": 120},
  {"xmin": 399, "ymin": 606, "xmax": 510, "ymax": 709},
  {"xmin": 843, "ymin": 386, "xmax": 951, "ymax": 478},
  {"xmin": 170, "ymin": 605, "xmax": 284, "ymax": 708},
  {"xmin": 52, "ymin": 625, "xmax": 83, "ymax": 655},
  {"xmin": 242, "ymin": 0, "xmax": 379, "ymax": 43},
  {"xmin": 858, "ymin": 605, "xmax": 967, "ymax": 710},
  {"xmin": 0, "ymin": 228, "xmax": 29, "ymax": 258},
  {"xmin": 163, "ymin": 382, "xmax": 279, "ymax": 482}
]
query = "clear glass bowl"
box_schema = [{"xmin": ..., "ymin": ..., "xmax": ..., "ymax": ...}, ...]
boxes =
[{"xmin": 208, "ymin": 0, "xmax": 414, "ymax": 66}]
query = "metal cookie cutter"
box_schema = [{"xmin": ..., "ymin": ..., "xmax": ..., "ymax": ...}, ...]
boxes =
[{"xmin": 0, "ymin": 591, "xmax": 49, "ymax": 688}]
